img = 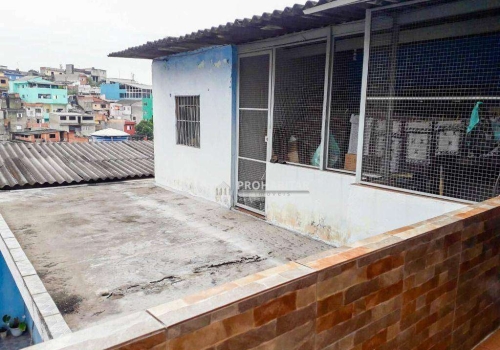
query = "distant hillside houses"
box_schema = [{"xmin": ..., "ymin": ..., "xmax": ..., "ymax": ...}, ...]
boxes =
[
  {"xmin": 0, "ymin": 66, "xmax": 39, "ymax": 94},
  {"xmin": 9, "ymin": 76, "xmax": 68, "ymax": 121},
  {"xmin": 101, "ymin": 78, "xmax": 153, "ymax": 123},
  {"xmin": 0, "ymin": 64, "xmax": 153, "ymax": 143},
  {"xmin": 40, "ymin": 64, "xmax": 106, "ymax": 84}
]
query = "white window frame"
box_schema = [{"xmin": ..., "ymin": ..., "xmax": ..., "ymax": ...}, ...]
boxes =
[{"xmin": 238, "ymin": 22, "xmax": 366, "ymax": 176}]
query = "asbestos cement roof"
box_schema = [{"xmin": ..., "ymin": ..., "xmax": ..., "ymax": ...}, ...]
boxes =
[
  {"xmin": 0, "ymin": 141, "xmax": 154, "ymax": 189},
  {"xmin": 109, "ymin": 0, "xmax": 408, "ymax": 59}
]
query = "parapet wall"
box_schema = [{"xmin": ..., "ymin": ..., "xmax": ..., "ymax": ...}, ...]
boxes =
[
  {"xmin": 28, "ymin": 197, "xmax": 500, "ymax": 350},
  {"xmin": 0, "ymin": 215, "xmax": 71, "ymax": 342}
]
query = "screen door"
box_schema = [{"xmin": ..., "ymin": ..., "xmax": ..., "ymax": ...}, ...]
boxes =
[{"xmin": 236, "ymin": 53, "xmax": 271, "ymax": 213}]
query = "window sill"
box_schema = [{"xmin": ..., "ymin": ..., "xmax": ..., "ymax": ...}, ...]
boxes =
[
  {"xmin": 269, "ymin": 160, "xmax": 356, "ymax": 177},
  {"xmin": 175, "ymin": 143, "xmax": 201, "ymax": 149},
  {"xmin": 353, "ymin": 182, "xmax": 473, "ymax": 205}
]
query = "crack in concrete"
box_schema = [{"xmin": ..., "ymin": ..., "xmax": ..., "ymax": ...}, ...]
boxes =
[
  {"xmin": 150, "ymin": 276, "xmax": 180, "ymax": 284},
  {"xmin": 193, "ymin": 255, "xmax": 265, "ymax": 274},
  {"xmin": 108, "ymin": 275, "xmax": 183, "ymax": 297}
]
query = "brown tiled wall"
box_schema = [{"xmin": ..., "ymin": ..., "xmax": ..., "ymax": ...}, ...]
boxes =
[
  {"xmin": 29, "ymin": 199, "xmax": 500, "ymax": 350},
  {"xmin": 168, "ymin": 275, "xmax": 317, "ymax": 350},
  {"xmin": 151, "ymin": 200, "xmax": 500, "ymax": 350},
  {"xmin": 160, "ymin": 200, "xmax": 499, "ymax": 350}
]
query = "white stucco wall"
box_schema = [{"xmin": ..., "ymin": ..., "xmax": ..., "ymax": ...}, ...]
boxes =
[
  {"xmin": 266, "ymin": 164, "xmax": 465, "ymax": 246},
  {"xmin": 152, "ymin": 46, "xmax": 236, "ymax": 207}
]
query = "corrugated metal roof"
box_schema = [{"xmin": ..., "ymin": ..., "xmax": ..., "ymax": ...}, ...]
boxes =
[
  {"xmin": 0, "ymin": 141, "xmax": 154, "ymax": 189},
  {"xmin": 116, "ymin": 99, "xmax": 143, "ymax": 106},
  {"xmin": 109, "ymin": 0, "xmax": 408, "ymax": 59},
  {"xmin": 11, "ymin": 129, "xmax": 60, "ymax": 135},
  {"xmin": 106, "ymin": 78, "xmax": 152, "ymax": 90}
]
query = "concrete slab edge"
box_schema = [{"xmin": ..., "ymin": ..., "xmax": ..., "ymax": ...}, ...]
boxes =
[{"xmin": 0, "ymin": 214, "xmax": 71, "ymax": 341}]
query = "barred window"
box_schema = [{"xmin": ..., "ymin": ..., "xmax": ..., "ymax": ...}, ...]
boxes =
[
  {"xmin": 272, "ymin": 42, "xmax": 327, "ymax": 167},
  {"xmin": 362, "ymin": 3, "xmax": 500, "ymax": 202},
  {"xmin": 175, "ymin": 96, "xmax": 200, "ymax": 148}
]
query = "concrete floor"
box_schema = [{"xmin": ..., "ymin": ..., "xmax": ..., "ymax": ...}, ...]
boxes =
[{"xmin": 0, "ymin": 180, "xmax": 332, "ymax": 331}]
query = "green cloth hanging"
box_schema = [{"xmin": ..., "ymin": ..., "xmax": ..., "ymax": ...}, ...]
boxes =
[
  {"xmin": 467, "ymin": 102, "xmax": 483, "ymax": 134},
  {"xmin": 311, "ymin": 133, "xmax": 341, "ymax": 167}
]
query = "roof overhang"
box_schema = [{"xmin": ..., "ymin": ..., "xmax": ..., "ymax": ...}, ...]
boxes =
[
  {"xmin": 304, "ymin": 0, "xmax": 371, "ymax": 14},
  {"xmin": 108, "ymin": 0, "xmax": 410, "ymax": 60}
]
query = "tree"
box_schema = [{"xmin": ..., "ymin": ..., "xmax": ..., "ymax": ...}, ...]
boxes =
[{"xmin": 136, "ymin": 119, "xmax": 154, "ymax": 140}]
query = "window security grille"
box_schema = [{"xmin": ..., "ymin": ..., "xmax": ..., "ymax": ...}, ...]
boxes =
[
  {"xmin": 176, "ymin": 96, "xmax": 200, "ymax": 148},
  {"xmin": 362, "ymin": 2, "xmax": 500, "ymax": 202},
  {"xmin": 272, "ymin": 42, "xmax": 327, "ymax": 167},
  {"xmin": 328, "ymin": 35, "xmax": 364, "ymax": 172}
]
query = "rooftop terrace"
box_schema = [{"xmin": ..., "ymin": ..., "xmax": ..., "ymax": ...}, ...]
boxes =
[{"xmin": 0, "ymin": 179, "xmax": 331, "ymax": 330}]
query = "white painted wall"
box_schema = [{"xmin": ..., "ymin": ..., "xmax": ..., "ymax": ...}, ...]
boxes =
[
  {"xmin": 152, "ymin": 46, "xmax": 235, "ymax": 207},
  {"xmin": 266, "ymin": 163, "xmax": 465, "ymax": 246}
]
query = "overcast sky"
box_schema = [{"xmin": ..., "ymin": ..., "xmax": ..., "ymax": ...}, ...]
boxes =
[{"xmin": 0, "ymin": 0, "xmax": 296, "ymax": 85}]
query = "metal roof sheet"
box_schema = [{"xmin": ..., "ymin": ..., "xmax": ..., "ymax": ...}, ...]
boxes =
[
  {"xmin": 106, "ymin": 78, "xmax": 152, "ymax": 90},
  {"xmin": 109, "ymin": 0, "xmax": 408, "ymax": 59},
  {"xmin": 11, "ymin": 129, "xmax": 60, "ymax": 135},
  {"xmin": 0, "ymin": 141, "xmax": 154, "ymax": 189},
  {"xmin": 12, "ymin": 76, "xmax": 62, "ymax": 85},
  {"xmin": 116, "ymin": 99, "xmax": 144, "ymax": 106}
]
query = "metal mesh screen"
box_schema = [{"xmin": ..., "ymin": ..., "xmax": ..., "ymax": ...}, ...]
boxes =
[
  {"xmin": 176, "ymin": 96, "xmax": 200, "ymax": 148},
  {"xmin": 328, "ymin": 35, "xmax": 364, "ymax": 171},
  {"xmin": 239, "ymin": 110, "xmax": 268, "ymax": 161},
  {"xmin": 239, "ymin": 55, "xmax": 269, "ymax": 110},
  {"xmin": 237, "ymin": 55, "xmax": 270, "ymax": 212},
  {"xmin": 237, "ymin": 158, "xmax": 266, "ymax": 212},
  {"xmin": 272, "ymin": 42, "xmax": 327, "ymax": 167},
  {"xmin": 361, "ymin": 2, "xmax": 500, "ymax": 202}
]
